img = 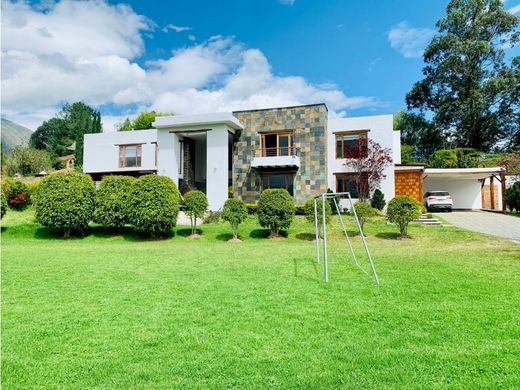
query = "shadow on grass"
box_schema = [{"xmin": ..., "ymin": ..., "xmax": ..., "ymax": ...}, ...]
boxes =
[
  {"xmin": 33, "ymin": 224, "xmax": 176, "ymax": 241},
  {"xmin": 176, "ymin": 228, "xmax": 201, "ymax": 237},
  {"xmin": 295, "ymin": 232, "xmax": 315, "ymax": 241},
  {"xmin": 216, "ymin": 233, "xmax": 233, "ymax": 241},
  {"xmin": 249, "ymin": 229, "xmax": 288, "ymax": 239},
  {"xmin": 375, "ymin": 232, "xmax": 401, "ymax": 240}
]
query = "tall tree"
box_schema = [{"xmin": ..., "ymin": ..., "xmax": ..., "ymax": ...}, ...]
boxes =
[
  {"xmin": 406, "ymin": 0, "xmax": 519, "ymax": 151},
  {"xmin": 116, "ymin": 111, "xmax": 174, "ymax": 131}
]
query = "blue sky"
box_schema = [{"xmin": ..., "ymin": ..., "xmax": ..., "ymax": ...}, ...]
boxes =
[{"xmin": 1, "ymin": 0, "xmax": 519, "ymax": 131}]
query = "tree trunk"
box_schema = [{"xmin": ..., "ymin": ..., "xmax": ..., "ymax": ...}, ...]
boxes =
[{"xmin": 63, "ymin": 228, "xmax": 70, "ymax": 239}]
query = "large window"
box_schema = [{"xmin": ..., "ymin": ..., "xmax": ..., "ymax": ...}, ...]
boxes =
[
  {"xmin": 261, "ymin": 132, "xmax": 293, "ymax": 157},
  {"xmin": 261, "ymin": 173, "xmax": 294, "ymax": 195},
  {"xmin": 335, "ymin": 173, "xmax": 368, "ymax": 198},
  {"xmin": 119, "ymin": 144, "xmax": 142, "ymax": 168},
  {"xmin": 335, "ymin": 131, "xmax": 368, "ymax": 159}
]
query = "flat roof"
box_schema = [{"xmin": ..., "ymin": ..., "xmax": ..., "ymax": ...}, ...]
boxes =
[
  {"xmin": 233, "ymin": 103, "xmax": 328, "ymax": 114},
  {"xmin": 424, "ymin": 167, "xmax": 505, "ymax": 179},
  {"xmin": 153, "ymin": 112, "xmax": 243, "ymax": 130}
]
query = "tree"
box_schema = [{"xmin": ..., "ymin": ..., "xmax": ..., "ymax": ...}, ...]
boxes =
[
  {"xmin": 387, "ymin": 196, "xmax": 422, "ymax": 238},
  {"xmin": 303, "ymin": 198, "xmax": 332, "ymax": 238},
  {"xmin": 6, "ymin": 146, "xmax": 52, "ymax": 176},
  {"xmin": 506, "ymin": 181, "xmax": 520, "ymax": 212},
  {"xmin": 257, "ymin": 189, "xmax": 295, "ymax": 238},
  {"xmin": 406, "ymin": 0, "xmax": 520, "ymax": 151},
  {"xmin": 343, "ymin": 138, "xmax": 393, "ymax": 201},
  {"xmin": 116, "ymin": 111, "xmax": 174, "ymax": 131},
  {"xmin": 33, "ymin": 172, "xmax": 95, "ymax": 238},
  {"xmin": 499, "ymin": 152, "xmax": 520, "ymax": 179},
  {"xmin": 351, "ymin": 201, "xmax": 377, "ymax": 235},
  {"xmin": 183, "ymin": 190, "xmax": 208, "ymax": 236},
  {"xmin": 222, "ymin": 198, "xmax": 248, "ymax": 241},
  {"xmin": 371, "ymin": 189, "xmax": 386, "ymax": 211},
  {"xmin": 427, "ymin": 148, "xmax": 481, "ymax": 168}
]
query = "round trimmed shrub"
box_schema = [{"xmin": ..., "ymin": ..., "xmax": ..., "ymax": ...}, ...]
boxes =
[
  {"xmin": 386, "ymin": 196, "xmax": 422, "ymax": 238},
  {"xmin": 222, "ymin": 198, "xmax": 248, "ymax": 240},
  {"xmin": 183, "ymin": 190, "xmax": 208, "ymax": 235},
  {"xmin": 34, "ymin": 172, "xmax": 95, "ymax": 238},
  {"xmin": 257, "ymin": 189, "xmax": 295, "ymax": 237},
  {"xmin": 371, "ymin": 189, "xmax": 386, "ymax": 211},
  {"xmin": 1, "ymin": 192, "xmax": 7, "ymax": 220},
  {"xmin": 304, "ymin": 198, "xmax": 331, "ymax": 238},
  {"xmin": 3, "ymin": 179, "xmax": 31, "ymax": 209},
  {"xmin": 351, "ymin": 201, "xmax": 377, "ymax": 235},
  {"xmin": 93, "ymin": 175, "xmax": 136, "ymax": 231},
  {"xmin": 506, "ymin": 181, "xmax": 520, "ymax": 212},
  {"xmin": 128, "ymin": 175, "xmax": 180, "ymax": 237}
]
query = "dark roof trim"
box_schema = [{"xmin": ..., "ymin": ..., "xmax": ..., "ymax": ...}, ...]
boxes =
[{"xmin": 233, "ymin": 103, "xmax": 328, "ymax": 114}]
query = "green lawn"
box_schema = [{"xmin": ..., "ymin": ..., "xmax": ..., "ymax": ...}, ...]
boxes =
[{"xmin": 2, "ymin": 208, "xmax": 519, "ymax": 389}]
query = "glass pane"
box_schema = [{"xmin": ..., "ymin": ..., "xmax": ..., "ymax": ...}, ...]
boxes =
[
  {"xmin": 263, "ymin": 176, "xmax": 269, "ymax": 190},
  {"xmin": 287, "ymin": 175, "xmax": 294, "ymax": 196},
  {"xmin": 336, "ymin": 137, "xmax": 342, "ymax": 158},
  {"xmin": 268, "ymin": 175, "xmax": 285, "ymax": 189},
  {"xmin": 125, "ymin": 146, "xmax": 137, "ymax": 167},
  {"xmin": 344, "ymin": 135, "xmax": 358, "ymax": 158},
  {"xmin": 279, "ymin": 135, "xmax": 289, "ymax": 156}
]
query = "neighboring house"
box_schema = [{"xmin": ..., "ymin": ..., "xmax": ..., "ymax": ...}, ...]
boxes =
[
  {"xmin": 59, "ymin": 154, "xmax": 75, "ymax": 170},
  {"xmin": 84, "ymin": 104, "xmax": 399, "ymax": 210}
]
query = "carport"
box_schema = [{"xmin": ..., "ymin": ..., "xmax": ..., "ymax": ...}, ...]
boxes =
[{"xmin": 423, "ymin": 167, "xmax": 506, "ymax": 211}]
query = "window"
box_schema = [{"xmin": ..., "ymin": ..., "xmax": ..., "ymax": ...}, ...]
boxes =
[
  {"xmin": 335, "ymin": 173, "xmax": 368, "ymax": 199},
  {"xmin": 335, "ymin": 131, "xmax": 368, "ymax": 159},
  {"xmin": 261, "ymin": 132, "xmax": 293, "ymax": 157},
  {"xmin": 261, "ymin": 173, "xmax": 294, "ymax": 195},
  {"xmin": 119, "ymin": 144, "xmax": 142, "ymax": 168}
]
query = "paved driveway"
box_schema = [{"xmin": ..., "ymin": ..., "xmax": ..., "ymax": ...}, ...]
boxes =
[{"xmin": 435, "ymin": 211, "xmax": 520, "ymax": 241}]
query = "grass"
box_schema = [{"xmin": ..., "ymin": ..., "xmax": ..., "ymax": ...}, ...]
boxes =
[{"xmin": 2, "ymin": 208, "xmax": 520, "ymax": 389}]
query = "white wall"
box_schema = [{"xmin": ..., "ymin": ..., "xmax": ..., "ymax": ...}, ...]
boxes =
[
  {"xmin": 84, "ymin": 130, "xmax": 158, "ymax": 174},
  {"xmin": 206, "ymin": 124, "xmax": 230, "ymax": 210},
  {"xmin": 156, "ymin": 130, "xmax": 181, "ymax": 183},
  {"xmin": 327, "ymin": 114, "xmax": 395, "ymax": 207},
  {"xmin": 424, "ymin": 177, "xmax": 482, "ymax": 209}
]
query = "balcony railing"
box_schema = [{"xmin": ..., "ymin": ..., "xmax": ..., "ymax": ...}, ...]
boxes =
[{"xmin": 255, "ymin": 147, "xmax": 298, "ymax": 157}]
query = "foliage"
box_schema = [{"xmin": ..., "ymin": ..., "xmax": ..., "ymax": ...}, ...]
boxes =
[
  {"xmin": 183, "ymin": 190, "xmax": 208, "ymax": 235},
  {"xmin": 222, "ymin": 198, "xmax": 248, "ymax": 240},
  {"xmin": 203, "ymin": 211, "xmax": 222, "ymax": 224},
  {"xmin": 228, "ymin": 186, "xmax": 234, "ymax": 199},
  {"xmin": 406, "ymin": 0, "xmax": 520, "ymax": 152},
  {"xmin": 351, "ymin": 201, "xmax": 377, "ymax": 234},
  {"xmin": 370, "ymin": 189, "xmax": 386, "ymax": 211},
  {"xmin": 93, "ymin": 176, "xmax": 136, "ymax": 231},
  {"xmin": 30, "ymin": 102, "xmax": 102, "ymax": 166},
  {"xmin": 294, "ymin": 205, "xmax": 305, "ymax": 215},
  {"xmin": 303, "ymin": 198, "xmax": 331, "ymax": 239},
  {"xmin": 6, "ymin": 146, "xmax": 52, "ymax": 176},
  {"xmin": 33, "ymin": 172, "xmax": 95, "ymax": 238},
  {"xmin": 128, "ymin": 175, "xmax": 180, "ymax": 237},
  {"xmin": 387, "ymin": 196, "xmax": 422, "ymax": 238},
  {"xmin": 506, "ymin": 181, "xmax": 520, "ymax": 212},
  {"xmin": 326, "ymin": 188, "xmax": 340, "ymax": 214},
  {"xmin": 343, "ymin": 138, "xmax": 393, "ymax": 201},
  {"xmin": 427, "ymin": 148, "xmax": 481, "ymax": 168},
  {"xmin": 117, "ymin": 111, "xmax": 174, "ymax": 131},
  {"xmin": 245, "ymin": 203, "xmax": 258, "ymax": 214},
  {"xmin": 4, "ymin": 180, "xmax": 31, "ymax": 209},
  {"xmin": 400, "ymin": 144, "xmax": 416, "ymax": 164},
  {"xmin": 257, "ymin": 189, "xmax": 295, "ymax": 237},
  {"xmin": 0, "ymin": 192, "xmax": 7, "ymax": 219},
  {"xmin": 499, "ymin": 152, "xmax": 520, "ymax": 177}
]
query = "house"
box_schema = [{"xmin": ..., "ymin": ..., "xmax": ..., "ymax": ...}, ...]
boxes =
[{"xmin": 84, "ymin": 104, "xmax": 399, "ymax": 210}]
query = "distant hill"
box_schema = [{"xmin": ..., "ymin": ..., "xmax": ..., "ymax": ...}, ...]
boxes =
[{"xmin": 1, "ymin": 118, "xmax": 33, "ymax": 153}]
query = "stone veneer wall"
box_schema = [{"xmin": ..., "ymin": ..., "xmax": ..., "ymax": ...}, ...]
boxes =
[{"xmin": 232, "ymin": 104, "xmax": 328, "ymax": 205}]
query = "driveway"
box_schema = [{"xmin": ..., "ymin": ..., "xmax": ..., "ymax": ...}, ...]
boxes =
[{"xmin": 435, "ymin": 211, "xmax": 520, "ymax": 241}]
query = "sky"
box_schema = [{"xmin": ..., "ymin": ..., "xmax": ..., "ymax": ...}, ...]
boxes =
[{"xmin": 1, "ymin": 0, "xmax": 519, "ymax": 132}]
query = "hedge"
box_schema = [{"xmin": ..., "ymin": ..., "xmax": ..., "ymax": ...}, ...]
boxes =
[{"xmin": 93, "ymin": 175, "xmax": 136, "ymax": 231}]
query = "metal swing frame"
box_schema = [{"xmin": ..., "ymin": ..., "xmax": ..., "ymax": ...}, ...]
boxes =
[{"xmin": 313, "ymin": 192, "xmax": 379, "ymax": 284}]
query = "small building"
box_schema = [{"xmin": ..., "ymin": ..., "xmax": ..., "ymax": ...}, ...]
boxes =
[{"xmin": 58, "ymin": 154, "xmax": 75, "ymax": 170}]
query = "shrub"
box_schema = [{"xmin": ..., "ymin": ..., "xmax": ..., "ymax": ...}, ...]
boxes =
[
  {"xmin": 228, "ymin": 186, "xmax": 234, "ymax": 199},
  {"xmin": 1, "ymin": 192, "xmax": 7, "ymax": 220},
  {"xmin": 2, "ymin": 178, "xmax": 31, "ymax": 209},
  {"xmin": 203, "ymin": 211, "xmax": 222, "ymax": 224},
  {"xmin": 371, "ymin": 189, "xmax": 386, "ymax": 211},
  {"xmin": 183, "ymin": 190, "xmax": 208, "ymax": 235},
  {"xmin": 222, "ymin": 198, "xmax": 248, "ymax": 240},
  {"xmin": 257, "ymin": 189, "xmax": 295, "ymax": 237},
  {"xmin": 386, "ymin": 196, "xmax": 422, "ymax": 238},
  {"xmin": 295, "ymin": 204, "xmax": 306, "ymax": 215},
  {"xmin": 245, "ymin": 203, "xmax": 257, "ymax": 215},
  {"xmin": 303, "ymin": 198, "xmax": 332, "ymax": 238},
  {"xmin": 506, "ymin": 181, "xmax": 520, "ymax": 212},
  {"xmin": 128, "ymin": 175, "xmax": 180, "ymax": 237},
  {"xmin": 351, "ymin": 201, "xmax": 377, "ymax": 235},
  {"xmin": 327, "ymin": 188, "xmax": 340, "ymax": 214},
  {"xmin": 93, "ymin": 176, "xmax": 136, "ymax": 231},
  {"xmin": 33, "ymin": 172, "xmax": 95, "ymax": 238}
]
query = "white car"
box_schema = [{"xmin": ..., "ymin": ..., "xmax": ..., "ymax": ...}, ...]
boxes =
[{"xmin": 424, "ymin": 191, "xmax": 453, "ymax": 212}]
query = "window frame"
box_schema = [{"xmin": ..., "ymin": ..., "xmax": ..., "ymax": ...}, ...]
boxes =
[
  {"xmin": 334, "ymin": 172, "xmax": 368, "ymax": 199},
  {"xmin": 260, "ymin": 172, "xmax": 295, "ymax": 195},
  {"xmin": 118, "ymin": 144, "xmax": 143, "ymax": 168},
  {"xmin": 260, "ymin": 132, "xmax": 294, "ymax": 157},
  {"xmin": 334, "ymin": 130, "xmax": 369, "ymax": 159}
]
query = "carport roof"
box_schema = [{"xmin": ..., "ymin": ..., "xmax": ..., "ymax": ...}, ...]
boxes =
[{"xmin": 424, "ymin": 167, "xmax": 505, "ymax": 179}]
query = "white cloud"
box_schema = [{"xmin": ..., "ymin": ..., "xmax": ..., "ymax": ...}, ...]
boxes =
[
  {"xmin": 278, "ymin": 0, "xmax": 295, "ymax": 5},
  {"xmin": 162, "ymin": 24, "xmax": 193, "ymax": 33},
  {"xmin": 1, "ymin": 0, "xmax": 377, "ymax": 132},
  {"xmin": 509, "ymin": 3, "xmax": 520, "ymax": 14},
  {"xmin": 388, "ymin": 21, "xmax": 435, "ymax": 58}
]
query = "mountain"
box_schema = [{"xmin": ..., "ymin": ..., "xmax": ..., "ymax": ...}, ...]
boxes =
[{"xmin": 1, "ymin": 118, "xmax": 33, "ymax": 153}]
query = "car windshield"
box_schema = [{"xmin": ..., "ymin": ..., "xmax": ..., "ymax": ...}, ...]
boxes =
[{"xmin": 429, "ymin": 192, "xmax": 449, "ymax": 196}]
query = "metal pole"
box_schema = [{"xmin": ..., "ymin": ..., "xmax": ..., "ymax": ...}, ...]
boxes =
[
  {"xmin": 347, "ymin": 193, "xmax": 379, "ymax": 285},
  {"xmin": 314, "ymin": 198, "xmax": 320, "ymax": 263},
  {"xmin": 321, "ymin": 193, "xmax": 329, "ymax": 283}
]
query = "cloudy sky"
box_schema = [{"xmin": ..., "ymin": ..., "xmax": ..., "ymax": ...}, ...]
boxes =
[{"xmin": 1, "ymin": 0, "xmax": 519, "ymax": 132}]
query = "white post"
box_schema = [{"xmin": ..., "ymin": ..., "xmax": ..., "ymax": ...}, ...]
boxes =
[
  {"xmin": 206, "ymin": 126, "xmax": 229, "ymax": 211},
  {"xmin": 321, "ymin": 193, "xmax": 329, "ymax": 283}
]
